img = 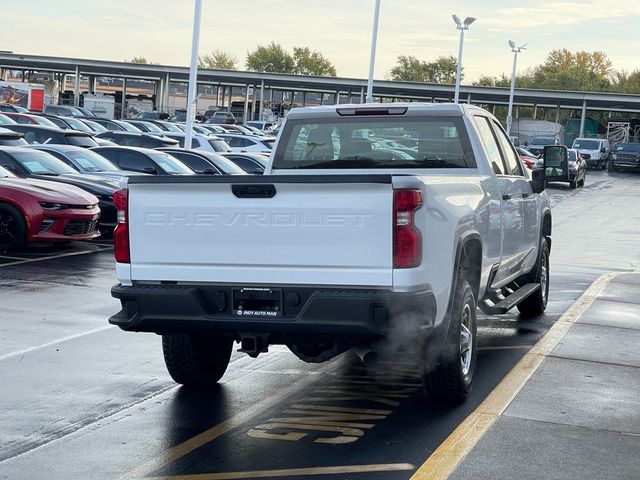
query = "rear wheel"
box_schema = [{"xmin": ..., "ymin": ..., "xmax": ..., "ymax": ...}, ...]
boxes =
[
  {"xmin": 162, "ymin": 333, "xmax": 233, "ymax": 387},
  {"xmin": 516, "ymin": 237, "xmax": 550, "ymax": 317},
  {"xmin": 0, "ymin": 203, "xmax": 27, "ymax": 252},
  {"xmin": 422, "ymin": 279, "xmax": 477, "ymax": 403}
]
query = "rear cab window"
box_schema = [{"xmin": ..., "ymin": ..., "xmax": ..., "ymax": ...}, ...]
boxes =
[{"xmin": 272, "ymin": 116, "xmax": 475, "ymax": 169}]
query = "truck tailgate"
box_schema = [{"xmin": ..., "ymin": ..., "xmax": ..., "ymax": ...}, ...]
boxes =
[{"xmin": 127, "ymin": 176, "xmax": 393, "ymax": 287}]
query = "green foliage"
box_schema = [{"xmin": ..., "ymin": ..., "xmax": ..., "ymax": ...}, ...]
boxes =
[
  {"xmin": 246, "ymin": 42, "xmax": 336, "ymax": 76},
  {"xmin": 474, "ymin": 50, "xmax": 621, "ymax": 92},
  {"xmin": 246, "ymin": 42, "xmax": 295, "ymax": 73},
  {"xmin": 125, "ymin": 57, "xmax": 155, "ymax": 64},
  {"xmin": 199, "ymin": 50, "xmax": 238, "ymax": 70},
  {"xmin": 389, "ymin": 55, "xmax": 459, "ymax": 84},
  {"xmin": 292, "ymin": 47, "xmax": 337, "ymax": 76}
]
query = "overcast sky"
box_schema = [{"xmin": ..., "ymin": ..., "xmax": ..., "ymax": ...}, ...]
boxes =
[{"xmin": 3, "ymin": 0, "xmax": 640, "ymax": 82}]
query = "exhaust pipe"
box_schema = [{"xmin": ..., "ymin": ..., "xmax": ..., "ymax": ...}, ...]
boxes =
[{"xmin": 354, "ymin": 344, "xmax": 378, "ymax": 366}]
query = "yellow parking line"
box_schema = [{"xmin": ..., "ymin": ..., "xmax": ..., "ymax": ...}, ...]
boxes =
[
  {"xmin": 410, "ymin": 272, "xmax": 616, "ymax": 480},
  {"xmin": 146, "ymin": 463, "xmax": 415, "ymax": 480},
  {"xmin": 477, "ymin": 345, "xmax": 534, "ymax": 351},
  {"xmin": 120, "ymin": 354, "xmax": 355, "ymax": 480}
]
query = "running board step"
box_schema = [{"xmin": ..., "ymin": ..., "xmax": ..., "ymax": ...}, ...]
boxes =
[{"xmin": 480, "ymin": 283, "xmax": 540, "ymax": 315}]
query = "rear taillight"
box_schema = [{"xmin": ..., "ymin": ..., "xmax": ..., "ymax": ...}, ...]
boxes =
[
  {"xmin": 393, "ymin": 189, "xmax": 423, "ymax": 268},
  {"xmin": 113, "ymin": 189, "xmax": 130, "ymax": 264}
]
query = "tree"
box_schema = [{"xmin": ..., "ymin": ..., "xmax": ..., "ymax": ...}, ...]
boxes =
[
  {"xmin": 529, "ymin": 49, "xmax": 612, "ymax": 91},
  {"xmin": 611, "ymin": 70, "xmax": 640, "ymax": 94},
  {"xmin": 389, "ymin": 55, "xmax": 460, "ymax": 84},
  {"xmin": 474, "ymin": 73, "xmax": 512, "ymax": 88},
  {"xmin": 246, "ymin": 43, "xmax": 337, "ymax": 76},
  {"xmin": 292, "ymin": 47, "xmax": 336, "ymax": 76},
  {"xmin": 199, "ymin": 50, "xmax": 238, "ymax": 70},
  {"xmin": 125, "ymin": 57, "xmax": 154, "ymax": 64},
  {"xmin": 246, "ymin": 42, "xmax": 295, "ymax": 73}
]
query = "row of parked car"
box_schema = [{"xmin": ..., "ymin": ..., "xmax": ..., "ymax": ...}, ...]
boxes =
[{"xmin": 0, "ymin": 104, "xmax": 278, "ymax": 252}]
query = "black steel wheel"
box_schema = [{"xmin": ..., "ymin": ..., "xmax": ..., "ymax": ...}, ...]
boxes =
[
  {"xmin": 0, "ymin": 203, "xmax": 26, "ymax": 252},
  {"xmin": 162, "ymin": 333, "xmax": 233, "ymax": 387}
]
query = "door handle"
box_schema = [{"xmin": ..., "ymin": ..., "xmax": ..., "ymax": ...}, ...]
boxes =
[
  {"xmin": 232, "ymin": 184, "xmax": 276, "ymax": 198},
  {"xmin": 521, "ymin": 193, "xmax": 531, "ymax": 198},
  {"xmin": 502, "ymin": 194, "xmax": 512, "ymax": 200}
]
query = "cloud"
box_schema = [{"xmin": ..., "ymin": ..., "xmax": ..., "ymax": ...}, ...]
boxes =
[{"xmin": 484, "ymin": 0, "xmax": 640, "ymax": 30}]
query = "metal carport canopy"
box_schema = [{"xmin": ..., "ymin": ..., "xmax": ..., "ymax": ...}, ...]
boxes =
[{"xmin": 1, "ymin": 52, "xmax": 639, "ymax": 112}]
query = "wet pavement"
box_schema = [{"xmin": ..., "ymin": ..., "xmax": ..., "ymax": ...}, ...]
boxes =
[{"xmin": 0, "ymin": 169, "xmax": 639, "ymax": 480}]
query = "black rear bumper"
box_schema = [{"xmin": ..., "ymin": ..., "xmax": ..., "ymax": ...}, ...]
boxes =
[{"xmin": 109, "ymin": 283, "xmax": 436, "ymax": 340}]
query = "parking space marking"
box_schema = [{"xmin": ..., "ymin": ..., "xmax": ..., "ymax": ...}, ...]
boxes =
[
  {"xmin": 146, "ymin": 463, "xmax": 416, "ymax": 480},
  {"xmin": 0, "ymin": 325, "xmax": 113, "ymax": 362},
  {"xmin": 120, "ymin": 353, "xmax": 355, "ymax": 480},
  {"xmin": 0, "ymin": 247, "xmax": 112, "ymax": 268},
  {"xmin": 410, "ymin": 272, "xmax": 616, "ymax": 480},
  {"xmin": 0, "ymin": 254, "xmax": 30, "ymax": 260}
]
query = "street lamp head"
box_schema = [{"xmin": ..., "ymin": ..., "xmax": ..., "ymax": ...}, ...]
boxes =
[
  {"xmin": 463, "ymin": 17, "xmax": 476, "ymax": 27},
  {"xmin": 262, "ymin": 62, "xmax": 274, "ymax": 72},
  {"xmin": 509, "ymin": 41, "xmax": 528, "ymax": 53},
  {"xmin": 452, "ymin": 14, "xmax": 462, "ymax": 27}
]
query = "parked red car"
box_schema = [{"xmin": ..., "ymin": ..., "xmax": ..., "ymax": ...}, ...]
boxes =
[
  {"xmin": 0, "ymin": 165, "xmax": 100, "ymax": 251},
  {"xmin": 1, "ymin": 112, "xmax": 58, "ymax": 128},
  {"xmin": 516, "ymin": 147, "xmax": 537, "ymax": 169}
]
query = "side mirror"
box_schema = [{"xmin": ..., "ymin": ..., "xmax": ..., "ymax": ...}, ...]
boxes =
[
  {"xmin": 543, "ymin": 145, "xmax": 569, "ymax": 180},
  {"xmin": 142, "ymin": 166, "xmax": 158, "ymax": 175},
  {"xmin": 530, "ymin": 167, "xmax": 545, "ymax": 194},
  {"xmin": 600, "ymin": 147, "xmax": 606, "ymax": 153}
]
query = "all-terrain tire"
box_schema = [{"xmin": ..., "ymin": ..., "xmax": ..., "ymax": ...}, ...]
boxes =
[
  {"xmin": 516, "ymin": 237, "xmax": 550, "ymax": 317},
  {"xmin": 422, "ymin": 279, "xmax": 477, "ymax": 403},
  {"xmin": 162, "ymin": 333, "xmax": 233, "ymax": 387},
  {"xmin": 0, "ymin": 202, "xmax": 27, "ymax": 252}
]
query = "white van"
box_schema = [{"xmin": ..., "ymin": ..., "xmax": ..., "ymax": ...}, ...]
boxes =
[{"xmin": 572, "ymin": 138, "xmax": 610, "ymax": 169}]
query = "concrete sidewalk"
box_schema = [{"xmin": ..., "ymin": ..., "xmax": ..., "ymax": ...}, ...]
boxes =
[{"xmin": 449, "ymin": 272, "xmax": 640, "ymax": 480}]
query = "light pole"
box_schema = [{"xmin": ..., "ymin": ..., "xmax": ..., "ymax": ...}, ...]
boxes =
[
  {"xmin": 259, "ymin": 63, "xmax": 273, "ymax": 122},
  {"xmin": 366, "ymin": 0, "xmax": 382, "ymax": 103},
  {"xmin": 452, "ymin": 14, "xmax": 476, "ymax": 104},
  {"xmin": 506, "ymin": 40, "xmax": 527, "ymax": 136},
  {"xmin": 185, "ymin": 0, "xmax": 202, "ymax": 149}
]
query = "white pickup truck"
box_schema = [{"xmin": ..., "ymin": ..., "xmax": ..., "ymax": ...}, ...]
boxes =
[{"xmin": 109, "ymin": 103, "xmax": 556, "ymax": 402}]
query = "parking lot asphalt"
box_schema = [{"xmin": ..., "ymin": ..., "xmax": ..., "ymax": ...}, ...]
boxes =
[{"xmin": 0, "ymin": 169, "xmax": 639, "ymax": 480}]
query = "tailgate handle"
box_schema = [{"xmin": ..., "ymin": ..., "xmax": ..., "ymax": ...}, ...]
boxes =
[{"xmin": 232, "ymin": 184, "xmax": 276, "ymax": 198}]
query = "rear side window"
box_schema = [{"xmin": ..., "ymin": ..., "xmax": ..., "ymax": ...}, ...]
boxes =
[
  {"xmin": 491, "ymin": 120, "xmax": 523, "ymax": 176},
  {"xmin": 229, "ymin": 156, "xmax": 262, "ymax": 174},
  {"xmin": 170, "ymin": 152, "xmax": 220, "ymax": 174},
  {"xmin": 36, "ymin": 130, "xmax": 61, "ymax": 144},
  {"xmin": 118, "ymin": 151, "xmax": 154, "ymax": 172},
  {"xmin": 473, "ymin": 116, "xmax": 505, "ymax": 175},
  {"xmin": 66, "ymin": 135, "xmax": 98, "ymax": 147},
  {"xmin": 95, "ymin": 149, "xmax": 119, "ymax": 165},
  {"xmin": 140, "ymin": 136, "xmax": 161, "ymax": 148}
]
